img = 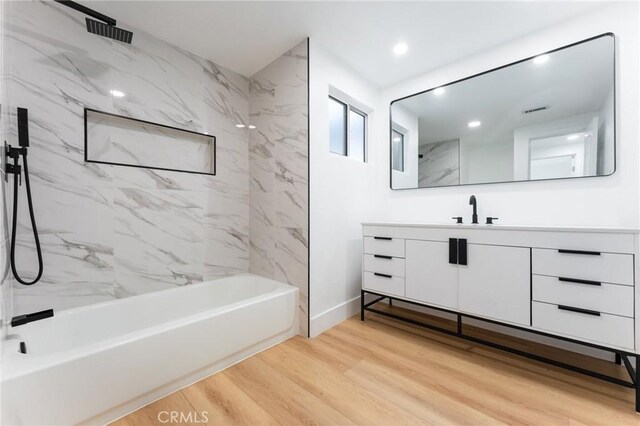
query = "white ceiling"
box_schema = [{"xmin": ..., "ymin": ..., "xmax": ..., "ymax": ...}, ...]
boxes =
[{"xmin": 93, "ymin": 1, "xmax": 612, "ymax": 88}]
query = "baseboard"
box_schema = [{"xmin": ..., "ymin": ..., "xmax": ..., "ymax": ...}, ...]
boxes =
[{"xmin": 310, "ymin": 296, "xmax": 360, "ymax": 338}]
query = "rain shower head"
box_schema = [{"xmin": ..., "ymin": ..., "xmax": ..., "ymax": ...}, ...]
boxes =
[
  {"xmin": 54, "ymin": 0, "xmax": 133, "ymax": 44},
  {"xmin": 86, "ymin": 18, "xmax": 133, "ymax": 44}
]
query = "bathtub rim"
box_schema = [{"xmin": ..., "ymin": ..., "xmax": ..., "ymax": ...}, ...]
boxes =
[{"xmin": 12, "ymin": 272, "xmax": 291, "ymax": 319}]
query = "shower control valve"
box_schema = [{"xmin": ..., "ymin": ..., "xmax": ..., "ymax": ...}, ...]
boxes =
[
  {"xmin": 5, "ymin": 144, "xmax": 26, "ymax": 159},
  {"xmin": 6, "ymin": 164, "xmax": 21, "ymax": 185},
  {"xmin": 5, "ymin": 144, "xmax": 22, "ymax": 185}
]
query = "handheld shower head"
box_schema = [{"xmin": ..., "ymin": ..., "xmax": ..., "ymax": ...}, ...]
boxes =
[{"xmin": 17, "ymin": 107, "xmax": 29, "ymax": 148}]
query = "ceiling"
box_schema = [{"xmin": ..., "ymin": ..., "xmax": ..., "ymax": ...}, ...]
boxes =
[{"xmin": 93, "ymin": 1, "xmax": 613, "ymax": 88}]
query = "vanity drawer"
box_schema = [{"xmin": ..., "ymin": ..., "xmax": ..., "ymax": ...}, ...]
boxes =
[
  {"xmin": 364, "ymin": 254, "xmax": 405, "ymax": 277},
  {"xmin": 532, "ymin": 248, "xmax": 634, "ymax": 286},
  {"xmin": 532, "ymin": 301, "xmax": 634, "ymax": 350},
  {"xmin": 363, "ymin": 271, "xmax": 405, "ymax": 297},
  {"xmin": 363, "ymin": 237, "xmax": 405, "ymax": 258},
  {"xmin": 532, "ymin": 275, "xmax": 633, "ymax": 318}
]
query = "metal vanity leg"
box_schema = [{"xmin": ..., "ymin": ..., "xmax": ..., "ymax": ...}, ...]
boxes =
[
  {"xmin": 615, "ymin": 353, "xmax": 622, "ymax": 365},
  {"xmin": 635, "ymin": 355, "xmax": 640, "ymax": 413},
  {"xmin": 360, "ymin": 290, "xmax": 365, "ymax": 321},
  {"xmin": 389, "ymin": 298, "xmax": 393, "ymax": 307}
]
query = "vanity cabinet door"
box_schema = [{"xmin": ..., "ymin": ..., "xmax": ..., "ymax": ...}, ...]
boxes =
[
  {"xmin": 459, "ymin": 244, "xmax": 530, "ymax": 326},
  {"xmin": 406, "ymin": 240, "xmax": 458, "ymax": 309}
]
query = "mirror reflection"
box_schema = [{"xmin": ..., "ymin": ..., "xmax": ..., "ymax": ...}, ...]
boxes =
[{"xmin": 390, "ymin": 34, "xmax": 615, "ymax": 189}]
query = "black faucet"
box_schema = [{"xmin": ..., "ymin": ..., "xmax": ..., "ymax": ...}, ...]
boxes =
[{"xmin": 469, "ymin": 195, "xmax": 478, "ymax": 224}]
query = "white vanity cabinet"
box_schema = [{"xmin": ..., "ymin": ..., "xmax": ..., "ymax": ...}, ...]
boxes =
[
  {"xmin": 362, "ymin": 223, "xmax": 639, "ymax": 353},
  {"xmin": 362, "ymin": 236, "xmax": 406, "ymax": 297},
  {"xmin": 459, "ymin": 243, "xmax": 530, "ymax": 326},
  {"xmin": 405, "ymin": 240, "xmax": 458, "ymax": 310}
]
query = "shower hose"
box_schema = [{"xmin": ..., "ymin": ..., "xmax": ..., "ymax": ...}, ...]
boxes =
[{"xmin": 10, "ymin": 150, "xmax": 43, "ymax": 285}]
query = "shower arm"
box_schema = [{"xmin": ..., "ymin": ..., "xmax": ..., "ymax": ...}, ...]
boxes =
[{"xmin": 53, "ymin": 0, "xmax": 117, "ymax": 26}]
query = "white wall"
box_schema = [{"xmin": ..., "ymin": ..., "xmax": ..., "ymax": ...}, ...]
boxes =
[
  {"xmin": 376, "ymin": 2, "xmax": 639, "ymax": 228},
  {"xmin": 309, "ymin": 40, "xmax": 379, "ymax": 337},
  {"xmin": 462, "ymin": 141, "xmax": 513, "ymax": 184}
]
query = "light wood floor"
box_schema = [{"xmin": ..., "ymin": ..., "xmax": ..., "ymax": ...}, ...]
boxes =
[{"xmin": 113, "ymin": 303, "xmax": 640, "ymax": 425}]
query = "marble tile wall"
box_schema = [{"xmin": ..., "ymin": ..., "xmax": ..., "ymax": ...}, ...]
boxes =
[
  {"xmin": 249, "ymin": 40, "xmax": 309, "ymax": 336},
  {"xmin": 6, "ymin": 0, "xmax": 251, "ymax": 315},
  {"xmin": 418, "ymin": 139, "xmax": 460, "ymax": 187},
  {"xmin": 0, "ymin": 0, "xmax": 12, "ymax": 338}
]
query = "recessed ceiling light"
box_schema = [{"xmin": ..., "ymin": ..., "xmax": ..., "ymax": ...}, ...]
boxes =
[
  {"xmin": 567, "ymin": 134, "xmax": 580, "ymax": 141},
  {"xmin": 533, "ymin": 55, "xmax": 549, "ymax": 65},
  {"xmin": 110, "ymin": 89, "xmax": 125, "ymax": 98},
  {"xmin": 235, "ymin": 124, "xmax": 245, "ymax": 128},
  {"xmin": 248, "ymin": 125, "xmax": 256, "ymax": 130},
  {"xmin": 468, "ymin": 121, "xmax": 481, "ymax": 128},
  {"xmin": 434, "ymin": 87, "xmax": 445, "ymax": 96},
  {"xmin": 393, "ymin": 42, "xmax": 408, "ymax": 56}
]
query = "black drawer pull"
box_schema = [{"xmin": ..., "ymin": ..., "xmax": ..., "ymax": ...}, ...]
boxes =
[
  {"xmin": 558, "ymin": 305, "xmax": 601, "ymax": 317},
  {"xmin": 374, "ymin": 273, "xmax": 392, "ymax": 278},
  {"xmin": 558, "ymin": 277, "xmax": 601, "ymax": 286},
  {"xmin": 374, "ymin": 255, "xmax": 393, "ymax": 260},
  {"xmin": 558, "ymin": 249, "xmax": 601, "ymax": 256},
  {"xmin": 373, "ymin": 236, "xmax": 392, "ymax": 241},
  {"xmin": 457, "ymin": 238, "xmax": 467, "ymax": 266},
  {"xmin": 449, "ymin": 238, "xmax": 458, "ymax": 265}
]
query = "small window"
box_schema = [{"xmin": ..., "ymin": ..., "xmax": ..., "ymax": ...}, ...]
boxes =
[
  {"xmin": 392, "ymin": 129, "xmax": 404, "ymax": 171},
  {"xmin": 328, "ymin": 95, "xmax": 367, "ymax": 161},
  {"xmin": 329, "ymin": 97, "xmax": 347, "ymax": 155},
  {"xmin": 349, "ymin": 109, "xmax": 366, "ymax": 162}
]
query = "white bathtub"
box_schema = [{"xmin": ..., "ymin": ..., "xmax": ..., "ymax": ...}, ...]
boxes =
[{"xmin": 1, "ymin": 274, "xmax": 298, "ymax": 425}]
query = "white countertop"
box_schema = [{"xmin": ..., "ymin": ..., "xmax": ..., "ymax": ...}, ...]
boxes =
[{"xmin": 361, "ymin": 222, "xmax": 640, "ymax": 234}]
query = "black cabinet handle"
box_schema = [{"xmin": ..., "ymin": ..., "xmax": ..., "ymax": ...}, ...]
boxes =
[
  {"xmin": 374, "ymin": 273, "xmax": 392, "ymax": 278},
  {"xmin": 558, "ymin": 277, "xmax": 601, "ymax": 286},
  {"xmin": 449, "ymin": 238, "xmax": 458, "ymax": 264},
  {"xmin": 558, "ymin": 249, "xmax": 601, "ymax": 256},
  {"xmin": 374, "ymin": 236, "xmax": 392, "ymax": 241},
  {"xmin": 458, "ymin": 238, "xmax": 467, "ymax": 266},
  {"xmin": 558, "ymin": 305, "xmax": 601, "ymax": 317},
  {"xmin": 374, "ymin": 254, "xmax": 392, "ymax": 260}
]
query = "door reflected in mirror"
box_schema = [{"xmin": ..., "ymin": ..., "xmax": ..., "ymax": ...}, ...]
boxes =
[{"xmin": 390, "ymin": 33, "xmax": 615, "ymax": 190}]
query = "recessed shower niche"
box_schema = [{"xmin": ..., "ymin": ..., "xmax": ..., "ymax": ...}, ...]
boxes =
[{"xmin": 85, "ymin": 109, "xmax": 216, "ymax": 175}]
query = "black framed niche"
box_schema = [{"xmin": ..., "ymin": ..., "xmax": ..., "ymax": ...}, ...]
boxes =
[{"xmin": 84, "ymin": 108, "xmax": 216, "ymax": 176}]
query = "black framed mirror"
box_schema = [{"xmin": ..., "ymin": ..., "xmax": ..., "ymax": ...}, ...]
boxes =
[{"xmin": 390, "ymin": 33, "xmax": 615, "ymax": 190}]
